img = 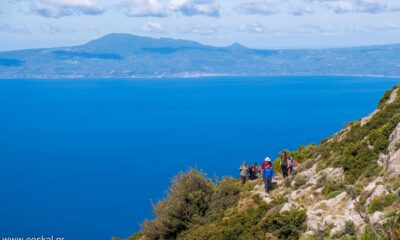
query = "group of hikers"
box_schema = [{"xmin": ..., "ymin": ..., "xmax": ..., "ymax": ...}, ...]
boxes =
[{"xmin": 239, "ymin": 150, "xmax": 299, "ymax": 193}]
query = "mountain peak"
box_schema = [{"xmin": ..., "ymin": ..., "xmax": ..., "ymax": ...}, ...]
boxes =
[
  {"xmin": 82, "ymin": 33, "xmax": 205, "ymax": 54},
  {"xmin": 227, "ymin": 42, "xmax": 247, "ymax": 49}
]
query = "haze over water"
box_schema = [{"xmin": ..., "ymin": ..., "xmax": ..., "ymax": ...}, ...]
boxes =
[{"xmin": 0, "ymin": 76, "xmax": 399, "ymax": 240}]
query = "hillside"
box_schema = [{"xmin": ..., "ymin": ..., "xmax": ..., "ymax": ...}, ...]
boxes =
[
  {"xmin": 117, "ymin": 85, "xmax": 400, "ymax": 240},
  {"xmin": 1, "ymin": 33, "xmax": 400, "ymax": 78}
]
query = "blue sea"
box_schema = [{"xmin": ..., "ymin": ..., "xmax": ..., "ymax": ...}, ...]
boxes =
[{"xmin": 0, "ymin": 76, "xmax": 399, "ymax": 240}]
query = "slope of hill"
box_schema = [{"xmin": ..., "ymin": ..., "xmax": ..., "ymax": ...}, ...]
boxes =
[
  {"xmin": 0, "ymin": 33, "xmax": 400, "ymax": 78},
  {"xmin": 117, "ymin": 85, "xmax": 400, "ymax": 240}
]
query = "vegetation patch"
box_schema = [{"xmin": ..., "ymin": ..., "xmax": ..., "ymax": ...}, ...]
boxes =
[
  {"xmin": 262, "ymin": 209, "xmax": 307, "ymax": 240},
  {"xmin": 322, "ymin": 178, "xmax": 345, "ymax": 199},
  {"xmin": 293, "ymin": 175, "xmax": 308, "ymax": 190},
  {"xmin": 367, "ymin": 193, "xmax": 399, "ymax": 214}
]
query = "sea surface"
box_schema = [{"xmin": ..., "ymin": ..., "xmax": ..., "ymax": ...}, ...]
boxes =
[{"xmin": 0, "ymin": 76, "xmax": 399, "ymax": 240}]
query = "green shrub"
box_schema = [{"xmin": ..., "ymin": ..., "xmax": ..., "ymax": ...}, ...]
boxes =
[
  {"xmin": 360, "ymin": 226, "xmax": 379, "ymax": 240},
  {"xmin": 343, "ymin": 220, "xmax": 356, "ymax": 236},
  {"xmin": 326, "ymin": 190, "xmax": 344, "ymax": 199},
  {"xmin": 243, "ymin": 180, "xmax": 257, "ymax": 192},
  {"xmin": 367, "ymin": 193, "xmax": 399, "ymax": 214},
  {"xmin": 206, "ymin": 177, "xmax": 241, "ymax": 222},
  {"xmin": 209, "ymin": 177, "xmax": 241, "ymax": 211},
  {"xmin": 322, "ymin": 178, "xmax": 345, "ymax": 198},
  {"xmin": 293, "ymin": 175, "xmax": 308, "ymax": 190},
  {"xmin": 142, "ymin": 170, "xmax": 214, "ymax": 240},
  {"xmin": 263, "ymin": 209, "xmax": 307, "ymax": 240}
]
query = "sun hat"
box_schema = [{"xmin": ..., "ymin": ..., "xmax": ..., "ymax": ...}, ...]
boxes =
[{"xmin": 265, "ymin": 157, "xmax": 271, "ymax": 162}]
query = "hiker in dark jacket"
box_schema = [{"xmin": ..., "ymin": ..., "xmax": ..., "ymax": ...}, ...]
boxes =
[
  {"xmin": 262, "ymin": 158, "xmax": 274, "ymax": 193},
  {"xmin": 249, "ymin": 164, "xmax": 257, "ymax": 180},
  {"xmin": 239, "ymin": 161, "xmax": 249, "ymax": 184},
  {"xmin": 280, "ymin": 151, "xmax": 289, "ymax": 178}
]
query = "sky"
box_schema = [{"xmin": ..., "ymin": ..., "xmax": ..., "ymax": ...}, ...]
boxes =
[{"xmin": 0, "ymin": 0, "xmax": 400, "ymax": 51}]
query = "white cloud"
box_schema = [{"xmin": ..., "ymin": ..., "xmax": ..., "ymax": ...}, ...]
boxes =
[
  {"xmin": 290, "ymin": 5, "xmax": 315, "ymax": 16},
  {"xmin": 142, "ymin": 21, "xmax": 164, "ymax": 32},
  {"xmin": 176, "ymin": 24, "xmax": 219, "ymax": 35},
  {"xmin": 31, "ymin": 0, "xmax": 105, "ymax": 18},
  {"xmin": 120, "ymin": 0, "xmax": 169, "ymax": 17},
  {"xmin": 169, "ymin": 0, "xmax": 219, "ymax": 17},
  {"xmin": 234, "ymin": 1, "xmax": 279, "ymax": 15},
  {"xmin": 324, "ymin": 1, "xmax": 354, "ymax": 14},
  {"xmin": 356, "ymin": 0, "xmax": 387, "ymax": 13},
  {"xmin": 120, "ymin": 0, "xmax": 219, "ymax": 17},
  {"xmin": 323, "ymin": 0, "xmax": 399, "ymax": 14},
  {"xmin": 237, "ymin": 23, "xmax": 265, "ymax": 33}
]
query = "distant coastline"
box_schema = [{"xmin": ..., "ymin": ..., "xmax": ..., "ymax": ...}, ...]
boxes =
[
  {"xmin": 1, "ymin": 73, "xmax": 399, "ymax": 80},
  {"xmin": 1, "ymin": 33, "xmax": 400, "ymax": 79}
]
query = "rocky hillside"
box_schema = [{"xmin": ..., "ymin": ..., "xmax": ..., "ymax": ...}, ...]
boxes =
[{"xmin": 116, "ymin": 85, "xmax": 400, "ymax": 240}]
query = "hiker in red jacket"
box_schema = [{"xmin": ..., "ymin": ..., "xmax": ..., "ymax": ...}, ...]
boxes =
[{"xmin": 261, "ymin": 157, "xmax": 271, "ymax": 170}]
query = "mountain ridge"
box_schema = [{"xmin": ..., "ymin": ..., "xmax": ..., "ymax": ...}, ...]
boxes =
[{"xmin": 1, "ymin": 33, "xmax": 400, "ymax": 78}]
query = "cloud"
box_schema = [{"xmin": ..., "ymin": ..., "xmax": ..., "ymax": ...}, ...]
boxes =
[
  {"xmin": 0, "ymin": 23, "xmax": 30, "ymax": 34},
  {"xmin": 120, "ymin": 0, "xmax": 168, "ymax": 17},
  {"xmin": 290, "ymin": 5, "xmax": 315, "ymax": 16},
  {"xmin": 323, "ymin": 0, "xmax": 399, "ymax": 14},
  {"xmin": 356, "ymin": 0, "xmax": 387, "ymax": 13},
  {"xmin": 324, "ymin": 1, "xmax": 354, "ymax": 14},
  {"xmin": 234, "ymin": 1, "xmax": 279, "ymax": 15},
  {"xmin": 176, "ymin": 24, "xmax": 219, "ymax": 35},
  {"xmin": 169, "ymin": 0, "xmax": 219, "ymax": 17},
  {"xmin": 120, "ymin": 0, "xmax": 219, "ymax": 17},
  {"xmin": 237, "ymin": 23, "xmax": 265, "ymax": 33},
  {"xmin": 142, "ymin": 21, "xmax": 165, "ymax": 32},
  {"xmin": 31, "ymin": 0, "xmax": 105, "ymax": 18}
]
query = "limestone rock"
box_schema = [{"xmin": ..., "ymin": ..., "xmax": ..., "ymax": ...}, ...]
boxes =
[
  {"xmin": 370, "ymin": 211, "xmax": 386, "ymax": 224},
  {"xmin": 366, "ymin": 185, "xmax": 388, "ymax": 206},
  {"xmin": 387, "ymin": 88, "xmax": 399, "ymax": 104},
  {"xmin": 361, "ymin": 110, "xmax": 379, "ymax": 126},
  {"xmin": 387, "ymin": 123, "xmax": 400, "ymax": 175}
]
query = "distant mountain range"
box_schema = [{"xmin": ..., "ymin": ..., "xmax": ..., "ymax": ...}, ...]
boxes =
[{"xmin": 0, "ymin": 33, "xmax": 400, "ymax": 78}]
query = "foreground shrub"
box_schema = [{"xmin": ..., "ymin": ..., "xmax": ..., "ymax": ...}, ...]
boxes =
[
  {"xmin": 206, "ymin": 177, "xmax": 241, "ymax": 222},
  {"xmin": 322, "ymin": 178, "xmax": 345, "ymax": 199},
  {"xmin": 367, "ymin": 193, "xmax": 398, "ymax": 214},
  {"xmin": 263, "ymin": 208, "xmax": 307, "ymax": 240},
  {"xmin": 142, "ymin": 170, "xmax": 213, "ymax": 240}
]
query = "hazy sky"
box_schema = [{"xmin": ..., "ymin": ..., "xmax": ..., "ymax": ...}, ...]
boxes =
[{"xmin": 1, "ymin": 0, "xmax": 400, "ymax": 51}]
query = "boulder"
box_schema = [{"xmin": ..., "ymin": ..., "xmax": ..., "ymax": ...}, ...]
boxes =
[
  {"xmin": 366, "ymin": 185, "xmax": 388, "ymax": 206},
  {"xmin": 370, "ymin": 211, "xmax": 386, "ymax": 224}
]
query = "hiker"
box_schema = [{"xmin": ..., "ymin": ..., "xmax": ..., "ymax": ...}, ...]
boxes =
[
  {"xmin": 262, "ymin": 158, "xmax": 274, "ymax": 193},
  {"xmin": 239, "ymin": 161, "xmax": 249, "ymax": 184},
  {"xmin": 280, "ymin": 151, "xmax": 289, "ymax": 178},
  {"xmin": 249, "ymin": 164, "xmax": 257, "ymax": 180},
  {"xmin": 288, "ymin": 156, "xmax": 299, "ymax": 174},
  {"xmin": 261, "ymin": 157, "xmax": 271, "ymax": 170},
  {"xmin": 254, "ymin": 163, "xmax": 261, "ymax": 178}
]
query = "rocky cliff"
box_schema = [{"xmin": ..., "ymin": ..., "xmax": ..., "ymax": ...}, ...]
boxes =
[{"xmin": 117, "ymin": 85, "xmax": 400, "ymax": 240}]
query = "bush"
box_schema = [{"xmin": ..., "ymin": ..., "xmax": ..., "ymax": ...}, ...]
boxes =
[
  {"xmin": 142, "ymin": 170, "xmax": 214, "ymax": 240},
  {"xmin": 322, "ymin": 178, "xmax": 345, "ymax": 198},
  {"xmin": 344, "ymin": 220, "xmax": 356, "ymax": 236},
  {"xmin": 367, "ymin": 193, "xmax": 399, "ymax": 214},
  {"xmin": 263, "ymin": 209, "xmax": 307, "ymax": 240},
  {"xmin": 326, "ymin": 190, "xmax": 343, "ymax": 199},
  {"xmin": 293, "ymin": 175, "xmax": 307, "ymax": 190}
]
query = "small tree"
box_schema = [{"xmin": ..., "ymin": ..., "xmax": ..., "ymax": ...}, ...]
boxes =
[{"xmin": 142, "ymin": 169, "xmax": 213, "ymax": 240}]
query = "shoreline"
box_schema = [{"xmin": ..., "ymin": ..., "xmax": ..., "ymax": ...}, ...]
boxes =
[{"xmin": 1, "ymin": 73, "xmax": 400, "ymax": 80}]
